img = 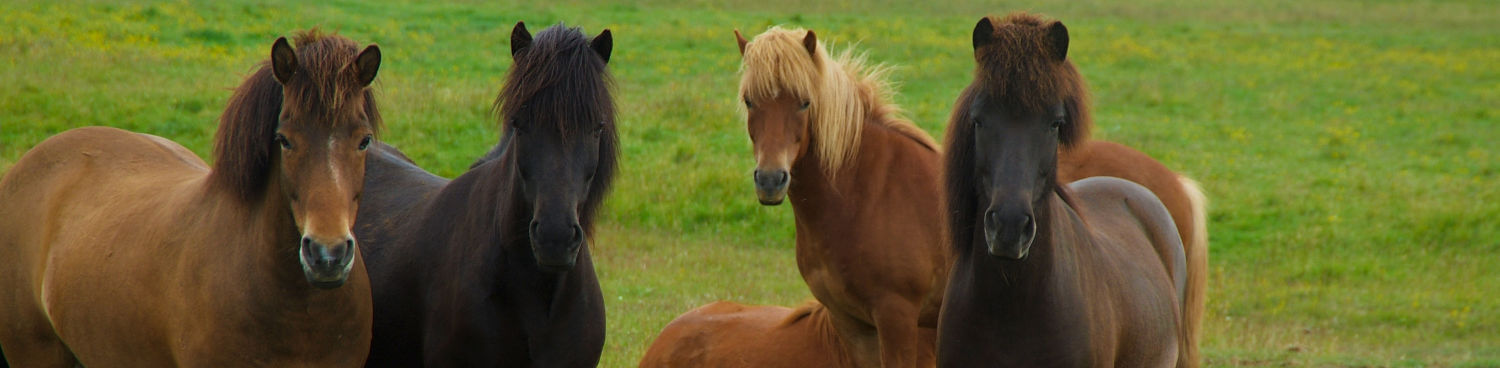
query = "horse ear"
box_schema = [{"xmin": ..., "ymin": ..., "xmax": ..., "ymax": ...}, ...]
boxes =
[
  {"xmin": 511, "ymin": 21, "xmax": 532, "ymax": 57},
  {"xmin": 972, "ymin": 17, "xmax": 996, "ymax": 51},
  {"xmin": 801, "ymin": 30, "xmax": 818, "ymax": 59},
  {"xmin": 734, "ymin": 29, "xmax": 748, "ymax": 55},
  {"xmin": 270, "ymin": 37, "xmax": 297, "ymax": 85},
  {"xmin": 591, "ymin": 29, "xmax": 613, "ymax": 64},
  {"xmin": 348, "ymin": 44, "xmax": 381, "ymax": 87},
  {"xmin": 1047, "ymin": 21, "xmax": 1069, "ymax": 61}
]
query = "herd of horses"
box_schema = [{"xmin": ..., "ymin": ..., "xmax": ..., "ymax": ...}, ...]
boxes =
[{"xmin": 0, "ymin": 11, "xmax": 1207, "ymax": 368}]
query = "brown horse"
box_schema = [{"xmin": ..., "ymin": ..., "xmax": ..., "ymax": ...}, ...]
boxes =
[
  {"xmin": 938, "ymin": 13, "xmax": 1188, "ymax": 367},
  {"xmin": 0, "ymin": 31, "xmax": 380, "ymax": 366},
  {"xmin": 733, "ymin": 26, "xmax": 948, "ymax": 368}
]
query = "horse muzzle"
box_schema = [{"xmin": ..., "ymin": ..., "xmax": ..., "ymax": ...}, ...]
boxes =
[
  {"xmin": 983, "ymin": 208, "xmax": 1035, "ymax": 260},
  {"xmin": 530, "ymin": 220, "xmax": 584, "ymax": 272},
  {"xmin": 753, "ymin": 169, "xmax": 790, "ymax": 205},
  {"xmin": 299, "ymin": 236, "xmax": 357, "ymax": 289}
]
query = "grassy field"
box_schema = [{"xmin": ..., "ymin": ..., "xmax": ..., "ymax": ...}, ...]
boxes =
[{"xmin": 2, "ymin": 0, "xmax": 1497, "ymax": 366}]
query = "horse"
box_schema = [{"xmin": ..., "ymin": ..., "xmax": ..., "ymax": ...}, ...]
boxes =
[
  {"xmin": 732, "ymin": 26, "xmax": 948, "ymax": 367},
  {"xmin": 353, "ymin": 22, "xmax": 615, "ymax": 367},
  {"xmin": 639, "ymin": 301, "xmax": 851, "ymax": 368},
  {"xmin": 0, "ymin": 30, "xmax": 381, "ymax": 366},
  {"xmin": 938, "ymin": 13, "xmax": 1190, "ymax": 367}
]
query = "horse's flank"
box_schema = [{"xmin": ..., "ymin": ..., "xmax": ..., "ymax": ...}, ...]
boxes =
[{"xmin": 639, "ymin": 300, "xmax": 854, "ymax": 368}]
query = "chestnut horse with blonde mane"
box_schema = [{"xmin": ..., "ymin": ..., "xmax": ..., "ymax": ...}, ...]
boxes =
[
  {"xmin": 939, "ymin": 13, "xmax": 1195, "ymax": 367},
  {"xmin": 0, "ymin": 31, "xmax": 380, "ymax": 366}
]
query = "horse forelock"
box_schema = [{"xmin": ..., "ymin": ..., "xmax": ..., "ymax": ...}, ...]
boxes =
[
  {"xmin": 739, "ymin": 27, "xmax": 932, "ymax": 178},
  {"xmin": 973, "ymin": 13, "xmax": 1093, "ymax": 148},
  {"xmin": 211, "ymin": 30, "xmax": 381, "ymax": 202},
  {"xmin": 494, "ymin": 24, "xmax": 615, "ymax": 140},
  {"xmin": 490, "ymin": 24, "xmax": 619, "ymax": 228},
  {"xmin": 287, "ymin": 29, "xmax": 378, "ymax": 122}
]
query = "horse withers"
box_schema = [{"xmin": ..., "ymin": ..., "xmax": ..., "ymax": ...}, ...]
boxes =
[
  {"xmin": 0, "ymin": 30, "xmax": 381, "ymax": 366},
  {"xmin": 355, "ymin": 22, "xmax": 616, "ymax": 367},
  {"xmin": 938, "ymin": 14, "xmax": 1190, "ymax": 367}
]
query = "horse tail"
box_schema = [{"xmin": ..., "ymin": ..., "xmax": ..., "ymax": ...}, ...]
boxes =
[{"xmin": 1176, "ymin": 174, "xmax": 1209, "ymax": 368}]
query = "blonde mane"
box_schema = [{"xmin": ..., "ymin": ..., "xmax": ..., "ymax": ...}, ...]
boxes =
[{"xmin": 739, "ymin": 26, "xmax": 938, "ymax": 179}]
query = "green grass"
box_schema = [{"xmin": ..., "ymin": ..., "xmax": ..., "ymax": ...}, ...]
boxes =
[{"xmin": 2, "ymin": 0, "xmax": 1497, "ymax": 366}]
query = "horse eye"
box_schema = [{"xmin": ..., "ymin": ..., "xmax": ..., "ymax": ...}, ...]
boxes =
[
  {"xmin": 274, "ymin": 133, "xmax": 293, "ymax": 150},
  {"xmin": 1052, "ymin": 118, "xmax": 1065, "ymax": 128},
  {"xmin": 799, "ymin": 100, "xmax": 810, "ymax": 110},
  {"xmin": 744, "ymin": 97, "xmax": 754, "ymax": 109},
  {"xmin": 358, "ymin": 135, "xmax": 372, "ymax": 150},
  {"xmin": 595, "ymin": 122, "xmax": 605, "ymax": 137},
  {"xmin": 971, "ymin": 117, "xmax": 982, "ymax": 128}
]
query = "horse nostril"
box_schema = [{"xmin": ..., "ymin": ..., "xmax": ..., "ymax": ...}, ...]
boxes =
[
  {"xmin": 301, "ymin": 237, "xmax": 314, "ymax": 249},
  {"xmin": 529, "ymin": 220, "xmax": 540, "ymax": 236},
  {"xmin": 1020, "ymin": 215, "xmax": 1035, "ymax": 236},
  {"xmin": 985, "ymin": 210, "xmax": 999, "ymax": 228},
  {"xmin": 777, "ymin": 171, "xmax": 789, "ymax": 185},
  {"xmin": 570, "ymin": 225, "xmax": 584, "ymax": 244}
]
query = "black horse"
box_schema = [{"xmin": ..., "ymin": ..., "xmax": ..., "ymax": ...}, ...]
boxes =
[
  {"xmin": 938, "ymin": 14, "xmax": 1188, "ymax": 367},
  {"xmin": 355, "ymin": 22, "xmax": 616, "ymax": 367}
]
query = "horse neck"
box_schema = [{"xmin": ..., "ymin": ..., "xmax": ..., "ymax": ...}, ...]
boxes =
[
  {"xmin": 787, "ymin": 113, "xmax": 913, "ymax": 227},
  {"xmin": 216, "ymin": 176, "xmax": 304, "ymax": 287},
  {"xmin": 449, "ymin": 158, "xmax": 530, "ymax": 266},
  {"xmin": 198, "ymin": 168, "xmax": 367, "ymax": 332}
]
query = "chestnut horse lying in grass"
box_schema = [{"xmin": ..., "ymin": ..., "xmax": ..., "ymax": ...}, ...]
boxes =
[
  {"xmin": 0, "ymin": 30, "xmax": 381, "ymax": 366},
  {"xmin": 938, "ymin": 13, "xmax": 1190, "ymax": 366},
  {"xmin": 640, "ymin": 301, "xmax": 848, "ymax": 368}
]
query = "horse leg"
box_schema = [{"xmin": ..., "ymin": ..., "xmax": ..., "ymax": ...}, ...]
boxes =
[{"xmin": 871, "ymin": 300, "xmax": 925, "ymax": 368}]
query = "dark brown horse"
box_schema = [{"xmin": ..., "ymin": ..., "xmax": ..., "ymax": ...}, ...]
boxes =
[
  {"xmin": 354, "ymin": 22, "xmax": 615, "ymax": 367},
  {"xmin": 0, "ymin": 30, "xmax": 381, "ymax": 366},
  {"xmin": 733, "ymin": 26, "xmax": 948, "ymax": 368},
  {"xmin": 938, "ymin": 14, "xmax": 1189, "ymax": 367}
]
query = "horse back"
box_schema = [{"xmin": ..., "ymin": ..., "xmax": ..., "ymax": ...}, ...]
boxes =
[
  {"xmin": 0, "ymin": 126, "xmax": 213, "ymax": 365},
  {"xmin": 356, "ymin": 141, "xmax": 449, "ymax": 265},
  {"xmin": 1059, "ymin": 140, "xmax": 1195, "ymax": 261},
  {"xmin": 640, "ymin": 301, "xmax": 850, "ymax": 368}
]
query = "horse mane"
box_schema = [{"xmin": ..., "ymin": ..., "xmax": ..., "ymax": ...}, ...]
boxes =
[
  {"xmin": 967, "ymin": 13, "xmax": 1092, "ymax": 148},
  {"xmin": 491, "ymin": 23, "xmax": 618, "ymax": 228},
  {"xmin": 211, "ymin": 29, "xmax": 382, "ymax": 201},
  {"xmin": 947, "ymin": 13, "xmax": 1092, "ymax": 253},
  {"xmin": 739, "ymin": 27, "xmax": 937, "ymax": 179}
]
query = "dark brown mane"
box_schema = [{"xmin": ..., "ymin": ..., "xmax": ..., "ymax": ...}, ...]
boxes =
[
  {"xmin": 492, "ymin": 23, "xmax": 618, "ymax": 230},
  {"xmin": 211, "ymin": 29, "xmax": 382, "ymax": 201},
  {"xmin": 494, "ymin": 24, "xmax": 615, "ymax": 139},
  {"xmin": 965, "ymin": 13, "xmax": 1092, "ymax": 148}
]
